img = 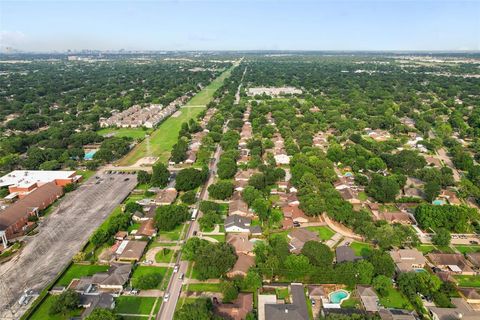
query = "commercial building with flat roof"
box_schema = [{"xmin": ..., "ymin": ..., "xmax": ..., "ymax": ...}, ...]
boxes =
[{"xmin": 0, "ymin": 170, "xmax": 80, "ymax": 196}]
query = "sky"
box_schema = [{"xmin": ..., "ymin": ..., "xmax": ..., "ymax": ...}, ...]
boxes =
[{"xmin": 0, "ymin": 0, "xmax": 479, "ymax": 52}]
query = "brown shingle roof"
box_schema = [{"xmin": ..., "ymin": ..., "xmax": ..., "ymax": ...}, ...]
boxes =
[{"xmin": 154, "ymin": 188, "xmax": 177, "ymax": 205}]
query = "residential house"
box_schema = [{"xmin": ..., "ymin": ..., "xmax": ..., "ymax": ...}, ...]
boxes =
[
  {"xmin": 263, "ymin": 283, "xmax": 309, "ymax": 320},
  {"xmin": 466, "ymin": 253, "xmax": 480, "ymax": 270},
  {"xmin": 229, "ymin": 197, "xmax": 250, "ymax": 217},
  {"xmin": 225, "ymin": 215, "xmax": 258, "ymax": 234},
  {"xmin": 459, "ymin": 288, "xmax": 480, "ymax": 304},
  {"xmin": 426, "ymin": 253, "xmax": 474, "ymax": 275},
  {"xmin": 424, "ymin": 156, "xmax": 443, "ymax": 168},
  {"xmin": 356, "ymin": 285, "xmax": 379, "ymax": 312},
  {"xmin": 378, "ymin": 309, "xmax": 416, "ymax": 320},
  {"xmin": 428, "ymin": 298, "xmax": 480, "ymax": 320},
  {"xmin": 274, "ymin": 154, "xmax": 290, "ymax": 165},
  {"xmin": 288, "ymin": 229, "xmax": 320, "ymax": 253},
  {"xmin": 336, "ymin": 246, "xmax": 362, "ymax": 263},
  {"xmin": 154, "ymin": 188, "xmax": 177, "ymax": 206},
  {"xmin": 226, "ymin": 233, "xmax": 254, "ymax": 255},
  {"xmin": 227, "ymin": 253, "xmax": 255, "ymax": 278},
  {"xmin": 91, "ymin": 263, "xmax": 132, "ymax": 291},
  {"xmin": 235, "ymin": 169, "xmax": 258, "ymax": 182},
  {"xmin": 390, "ymin": 248, "xmax": 427, "ymax": 273},
  {"xmin": 80, "ymin": 293, "xmax": 115, "ymax": 319},
  {"xmin": 307, "ymin": 285, "xmax": 326, "ymax": 300},
  {"xmin": 439, "ymin": 190, "xmax": 462, "ymax": 206},
  {"xmin": 282, "ymin": 205, "xmax": 309, "ymax": 229},
  {"xmin": 115, "ymin": 240, "xmax": 148, "ymax": 262},
  {"xmin": 234, "ymin": 180, "xmax": 248, "ymax": 192},
  {"xmin": 135, "ymin": 219, "xmax": 157, "ymax": 238},
  {"xmin": 338, "ymin": 188, "xmax": 361, "ymax": 205},
  {"xmin": 377, "ymin": 211, "xmax": 412, "ymax": 225},
  {"xmin": 214, "ymin": 293, "xmax": 254, "ymax": 320}
]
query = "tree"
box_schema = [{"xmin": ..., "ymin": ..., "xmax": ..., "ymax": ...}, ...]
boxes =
[
  {"xmin": 155, "ymin": 205, "xmax": 190, "ymax": 231},
  {"xmin": 249, "ymin": 173, "xmax": 266, "ymax": 190},
  {"xmin": 124, "ymin": 201, "xmax": 142, "ymax": 214},
  {"xmin": 182, "ymin": 237, "xmax": 209, "ymax": 261},
  {"xmin": 251, "ymin": 198, "xmax": 270, "ymax": 221},
  {"xmin": 175, "ymin": 299, "xmax": 219, "ymax": 320},
  {"xmin": 176, "ymin": 168, "xmax": 206, "ymax": 191},
  {"xmin": 366, "ymin": 250, "xmax": 395, "ymax": 277},
  {"xmin": 194, "ymin": 243, "xmax": 237, "ymax": 280},
  {"xmin": 85, "ymin": 309, "xmax": 118, "ymax": 320},
  {"xmin": 132, "ymin": 273, "xmax": 162, "ymax": 290},
  {"xmin": 366, "ymin": 174, "xmax": 400, "ymax": 203},
  {"xmin": 424, "ymin": 181, "xmax": 441, "ymax": 203},
  {"xmin": 372, "ymin": 275, "xmax": 392, "ymax": 297},
  {"xmin": 208, "ymin": 180, "xmax": 234, "ymax": 200},
  {"xmin": 181, "ymin": 190, "xmax": 197, "ymax": 204},
  {"xmin": 49, "ymin": 289, "xmax": 80, "ymax": 315},
  {"xmin": 301, "ymin": 241, "xmax": 333, "ymax": 267},
  {"xmin": 221, "ymin": 281, "xmax": 239, "ymax": 303},
  {"xmin": 137, "ymin": 170, "xmax": 151, "ymax": 185},
  {"xmin": 366, "ymin": 157, "xmax": 386, "ymax": 171},
  {"xmin": 432, "ymin": 228, "xmax": 451, "ymax": 246},
  {"xmin": 284, "ymin": 254, "xmax": 312, "ymax": 279},
  {"xmin": 217, "ymin": 157, "xmax": 237, "ymax": 179},
  {"xmin": 150, "ymin": 163, "xmax": 169, "ymax": 187},
  {"xmin": 242, "ymin": 186, "xmax": 264, "ymax": 206}
]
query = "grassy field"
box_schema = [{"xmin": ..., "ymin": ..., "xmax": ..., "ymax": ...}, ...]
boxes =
[
  {"xmin": 276, "ymin": 288, "xmax": 289, "ymax": 300},
  {"xmin": 117, "ymin": 106, "xmax": 206, "ymax": 165},
  {"xmin": 97, "ymin": 127, "xmax": 152, "ymax": 140},
  {"xmin": 117, "ymin": 66, "xmax": 235, "ymax": 166},
  {"xmin": 305, "ymin": 226, "xmax": 335, "ymax": 241},
  {"xmin": 115, "ymin": 296, "xmax": 157, "ymax": 315},
  {"xmin": 183, "ymin": 283, "xmax": 223, "ymax": 293},
  {"xmin": 185, "ymin": 66, "xmax": 234, "ymax": 106},
  {"xmin": 155, "ymin": 248, "xmax": 175, "ymax": 263},
  {"xmin": 55, "ymin": 264, "xmax": 109, "ymax": 286},
  {"xmin": 29, "ymin": 295, "xmax": 83, "ymax": 320},
  {"xmin": 378, "ymin": 287, "xmax": 413, "ymax": 310},
  {"xmin": 455, "ymin": 245, "xmax": 480, "ymax": 254},
  {"xmin": 158, "ymin": 224, "xmax": 185, "ymax": 241},
  {"xmin": 417, "ymin": 244, "xmax": 436, "ymax": 254},
  {"xmin": 131, "ymin": 266, "xmax": 169, "ymax": 288},
  {"xmin": 350, "ymin": 242, "xmax": 372, "ymax": 256},
  {"xmin": 208, "ymin": 234, "xmax": 226, "ymax": 242},
  {"xmin": 454, "ymin": 275, "xmax": 480, "ymax": 287}
]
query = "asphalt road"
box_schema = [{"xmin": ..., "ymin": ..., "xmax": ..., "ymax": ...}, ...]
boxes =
[
  {"xmin": 156, "ymin": 139, "xmax": 224, "ymax": 320},
  {"xmin": 0, "ymin": 172, "xmax": 137, "ymax": 320}
]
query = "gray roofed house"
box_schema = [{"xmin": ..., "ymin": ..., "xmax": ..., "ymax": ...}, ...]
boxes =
[
  {"xmin": 225, "ymin": 214, "xmax": 256, "ymax": 233},
  {"xmin": 80, "ymin": 293, "xmax": 115, "ymax": 319},
  {"xmin": 428, "ymin": 298, "xmax": 480, "ymax": 320},
  {"xmin": 264, "ymin": 284, "xmax": 309, "ymax": 320},
  {"xmin": 336, "ymin": 246, "xmax": 362, "ymax": 263},
  {"xmin": 288, "ymin": 228, "xmax": 320, "ymax": 254},
  {"xmin": 390, "ymin": 248, "xmax": 426, "ymax": 273},
  {"xmin": 356, "ymin": 285, "xmax": 379, "ymax": 312},
  {"xmin": 91, "ymin": 263, "xmax": 132, "ymax": 290},
  {"xmin": 378, "ymin": 309, "xmax": 416, "ymax": 320}
]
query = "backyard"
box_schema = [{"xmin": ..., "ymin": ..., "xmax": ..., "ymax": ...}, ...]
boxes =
[
  {"xmin": 378, "ymin": 287, "xmax": 413, "ymax": 310},
  {"xmin": 350, "ymin": 242, "xmax": 372, "ymax": 256},
  {"xmin": 55, "ymin": 264, "xmax": 109, "ymax": 286},
  {"xmin": 305, "ymin": 226, "xmax": 335, "ymax": 241},
  {"xmin": 454, "ymin": 275, "xmax": 480, "ymax": 287},
  {"xmin": 115, "ymin": 296, "xmax": 159, "ymax": 315},
  {"xmin": 29, "ymin": 295, "xmax": 83, "ymax": 320}
]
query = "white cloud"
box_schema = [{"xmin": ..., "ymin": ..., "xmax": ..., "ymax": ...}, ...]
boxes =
[{"xmin": 0, "ymin": 30, "xmax": 27, "ymax": 48}]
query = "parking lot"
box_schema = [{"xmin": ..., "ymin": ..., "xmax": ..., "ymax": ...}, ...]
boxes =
[{"xmin": 0, "ymin": 171, "xmax": 137, "ymax": 319}]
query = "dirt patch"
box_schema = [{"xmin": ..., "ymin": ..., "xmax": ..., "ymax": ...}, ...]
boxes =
[
  {"xmin": 133, "ymin": 157, "xmax": 159, "ymax": 167},
  {"xmin": 171, "ymin": 110, "xmax": 182, "ymax": 118}
]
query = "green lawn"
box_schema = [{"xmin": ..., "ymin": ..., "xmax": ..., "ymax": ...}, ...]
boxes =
[
  {"xmin": 276, "ymin": 288, "xmax": 289, "ymax": 300},
  {"xmin": 55, "ymin": 264, "xmax": 109, "ymax": 286},
  {"xmin": 114, "ymin": 296, "xmax": 157, "ymax": 315},
  {"xmin": 454, "ymin": 275, "xmax": 480, "ymax": 287},
  {"xmin": 455, "ymin": 245, "xmax": 480, "ymax": 254},
  {"xmin": 155, "ymin": 248, "xmax": 175, "ymax": 263},
  {"xmin": 131, "ymin": 266, "xmax": 169, "ymax": 289},
  {"xmin": 417, "ymin": 245, "xmax": 436, "ymax": 254},
  {"xmin": 350, "ymin": 242, "xmax": 372, "ymax": 257},
  {"xmin": 358, "ymin": 191, "xmax": 368, "ymax": 201},
  {"xmin": 97, "ymin": 127, "xmax": 152, "ymax": 140},
  {"xmin": 378, "ymin": 287, "xmax": 413, "ymax": 310},
  {"xmin": 118, "ymin": 66, "xmax": 235, "ymax": 166},
  {"xmin": 341, "ymin": 297, "xmax": 360, "ymax": 308},
  {"xmin": 306, "ymin": 226, "xmax": 335, "ymax": 241},
  {"xmin": 208, "ymin": 234, "xmax": 226, "ymax": 242},
  {"xmin": 183, "ymin": 283, "xmax": 223, "ymax": 293},
  {"xmin": 77, "ymin": 170, "xmax": 95, "ymax": 181},
  {"xmin": 29, "ymin": 295, "xmax": 83, "ymax": 320},
  {"xmin": 158, "ymin": 224, "xmax": 185, "ymax": 241},
  {"xmin": 185, "ymin": 66, "xmax": 234, "ymax": 106}
]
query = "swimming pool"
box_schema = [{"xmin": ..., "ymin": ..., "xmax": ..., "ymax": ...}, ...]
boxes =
[
  {"xmin": 84, "ymin": 150, "xmax": 98, "ymax": 160},
  {"xmin": 432, "ymin": 199, "xmax": 446, "ymax": 206},
  {"xmin": 329, "ymin": 290, "xmax": 349, "ymax": 304}
]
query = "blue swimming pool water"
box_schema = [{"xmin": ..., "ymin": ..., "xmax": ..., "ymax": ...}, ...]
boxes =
[
  {"xmin": 432, "ymin": 199, "xmax": 446, "ymax": 205},
  {"xmin": 329, "ymin": 290, "xmax": 348, "ymax": 304},
  {"xmin": 84, "ymin": 150, "xmax": 98, "ymax": 160}
]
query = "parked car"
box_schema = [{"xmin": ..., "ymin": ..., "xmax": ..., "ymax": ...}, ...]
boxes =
[
  {"xmin": 163, "ymin": 293, "xmax": 170, "ymax": 302},
  {"xmin": 173, "ymin": 265, "xmax": 179, "ymax": 273}
]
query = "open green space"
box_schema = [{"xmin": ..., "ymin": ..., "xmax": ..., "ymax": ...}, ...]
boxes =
[
  {"xmin": 208, "ymin": 234, "xmax": 226, "ymax": 242},
  {"xmin": 114, "ymin": 296, "xmax": 157, "ymax": 315},
  {"xmin": 185, "ymin": 66, "xmax": 234, "ymax": 106},
  {"xmin": 358, "ymin": 191, "xmax": 368, "ymax": 201},
  {"xmin": 29, "ymin": 295, "xmax": 83, "ymax": 320},
  {"xmin": 275, "ymin": 288, "xmax": 289, "ymax": 300},
  {"xmin": 378, "ymin": 287, "xmax": 413, "ymax": 310},
  {"xmin": 417, "ymin": 244, "xmax": 436, "ymax": 254},
  {"xmin": 455, "ymin": 245, "xmax": 480, "ymax": 254},
  {"xmin": 454, "ymin": 275, "xmax": 480, "ymax": 287},
  {"xmin": 117, "ymin": 66, "xmax": 235, "ymax": 166},
  {"xmin": 183, "ymin": 283, "xmax": 223, "ymax": 293},
  {"xmin": 306, "ymin": 226, "xmax": 335, "ymax": 241},
  {"xmin": 350, "ymin": 242, "xmax": 372, "ymax": 256},
  {"xmin": 97, "ymin": 127, "xmax": 152, "ymax": 140},
  {"xmin": 131, "ymin": 266, "xmax": 169, "ymax": 287},
  {"xmin": 77, "ymin": 170, "xmax": 95, "ymax": 181},
  {"xmin": 341, "ymin": 296, "xmax": 360, "ymax": 308},
  {"xmin": 158, "ymin": 224, "xmax": 185, "ymax": 241},
  {"xmin": 155, "ymin": 248, "xmax": 175, "ymax": 263},
  {"xmin": 55, "ymin": 264, "xmax": 109, "ymax": 286}
]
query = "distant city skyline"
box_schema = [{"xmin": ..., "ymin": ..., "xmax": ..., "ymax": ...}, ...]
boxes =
[{"xmin": 1, "ymin": 0, "xmax": 479, "ymax": 52}]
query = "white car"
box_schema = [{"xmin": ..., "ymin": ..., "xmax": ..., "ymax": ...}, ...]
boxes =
[
  {"xmin": 173, "ymin": 265, "xmax": 179, "ymax": 273},
  {"xmin": 163, "ymin": 293, "xmax": 170, "ymax": 302}
]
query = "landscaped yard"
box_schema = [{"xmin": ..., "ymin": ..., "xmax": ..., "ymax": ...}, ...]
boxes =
[
  {"xmin": 97, "ymin": 127, "xmax": 152, "ymax": 140},
  {"xmin": 183, "ymin": 283, "xmax": 223, "ymax": 293},
  {"xmin": 341, "ymin": 296, "xmax": 360, "ymax": 308},
  {"xmin": 114, "ymin": 296, "xmax": 157, "ymax": 315},
  {"xmin": 55, "ymin": 264, "xmax": 109, "ymax": 286},
  {"xmin": 378, "ymin": 287, "xmax": 413, "ymax": 310},
  {"xmin": 155, "ymin": 248, "xmax": 175, "ymax": 263},
  {"xmin": 131, "ymin": 266, "xmax": 169, "ymax": 288},
  {"xmin": 350, "ymin": 242, "xmax": 372, "ymax": 256},
  {"xmin": 275, "ymin": 288, "xmax": 289, "ymax": 300},
  {"xmin": 29, "ymin": 295, "xmax": 82, "ymax": 320},
  {"xmin": 208, "ymin": 234, "xmax": 226, "ymax": 242},
  {"xmin": 417, "ymin": 244, "xmax": 436, "ymax": 254},
  {"xmin": 158, "ymin": 224, "xmax": 185, "ymax": 241},
  {"xmin": 358, "ymin": 191, "xmax": 368, "ymax": 201},
  {"xmin": 455, "ymin": 245, "xmax": 480, "ymax": 254},
  {"xmin": 306, "ymin": 226, "xmax": 335, "ymax": 241},
  {"xmin": 454, "ymin": 275, "xmax": 480, "ymax": 287}
]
